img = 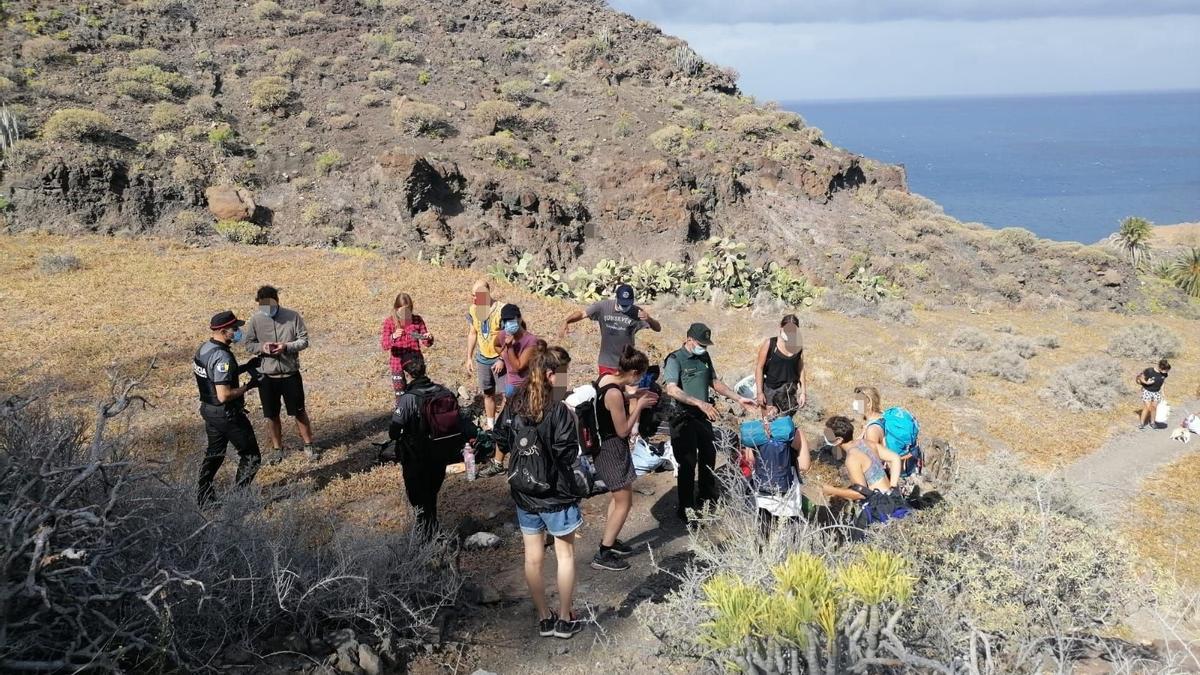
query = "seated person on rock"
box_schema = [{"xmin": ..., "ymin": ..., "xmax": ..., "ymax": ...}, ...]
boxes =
[{"xmin": 818, "ymin": 415, "xmax": 901, "ymax": 502}]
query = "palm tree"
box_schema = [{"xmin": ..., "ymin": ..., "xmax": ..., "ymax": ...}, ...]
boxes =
[
  {"xmin": 1169, "ymin": 247, "xmax": 1200, "ymax": 298},
  {"xmin": 1113, "ymin": 216, "xmax": 1153, "ymax": 268}
]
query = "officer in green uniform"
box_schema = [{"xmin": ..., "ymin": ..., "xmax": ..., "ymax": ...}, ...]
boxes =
[
  {"xmin": 193, "ymin": 311, "xmax": 263, "ymax": 505},
  {"xmin": 662, "ymin": 322, "xmax": 757, "ymax": 525}
]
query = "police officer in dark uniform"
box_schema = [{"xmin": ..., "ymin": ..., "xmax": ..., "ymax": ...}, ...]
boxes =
[{"xmin": 194, "ymin": 310, "xmax": 263, "ymax": 505}]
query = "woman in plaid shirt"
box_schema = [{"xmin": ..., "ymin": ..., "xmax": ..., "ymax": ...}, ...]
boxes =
[{"xmin": 381, "ymin": 293, "xmax": 434, "ymax": 406}]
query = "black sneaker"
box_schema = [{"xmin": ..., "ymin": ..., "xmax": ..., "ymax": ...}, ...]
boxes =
[
  {"xmin": 537, "ymin": 611, "xmax": 558, "ymax": 637},
  {"xmin": 553, "ymin": 614, "xmax": 584, "ymax": 639},
  {"xmin": 608, "ymin": 539, "xmax": 634, "ymax": 556},
  {"xmin": 477, "ymin": 460, "xmax": 505, "ymax": 478},
  {"xmin": 591, "ymin": 548, "xmax": 631, "ymax": 571}
]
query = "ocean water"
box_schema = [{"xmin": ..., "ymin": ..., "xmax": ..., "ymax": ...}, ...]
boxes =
[{"xmin": 786, "ymin": 91, "xmax": 1200, "ymax": 243}]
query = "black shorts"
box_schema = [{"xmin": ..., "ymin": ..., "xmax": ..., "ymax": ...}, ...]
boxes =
[{"xmin": 259, "ymin": 373, "xmax": 306, "ymax": 418}]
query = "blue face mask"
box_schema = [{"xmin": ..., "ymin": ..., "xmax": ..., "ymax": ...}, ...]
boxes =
[
  {"xmin": 503, "ymin": 320, "xmax": 520, "ymax": 335},
  {"xmin": 231, "ymin": 328, "xmax": 244, "ymax": 343},
  {"xmin": 691, "ymin": 344, "xmax": 706, "ymax": 356}
]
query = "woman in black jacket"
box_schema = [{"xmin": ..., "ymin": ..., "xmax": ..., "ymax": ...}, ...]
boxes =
[{"xmin": 495, "ymin": 344, "xmax": 588, "ymax": 640}]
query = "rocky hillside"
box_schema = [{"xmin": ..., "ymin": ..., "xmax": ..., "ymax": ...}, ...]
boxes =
[{"xmin": 0, "ymin": 0, "xmax": 1151, "ymax": 309}]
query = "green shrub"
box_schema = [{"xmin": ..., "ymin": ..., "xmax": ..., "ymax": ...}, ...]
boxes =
[
  {"xmin": 543, "ymin": 70, "xmax": 566, "ymax": 91},
  {"xmin": 252, "ymin": 0, "xmax": 282, "ymax": 20},
  {"xmin": 185, "ymin": 94, "xmax": 217, "ymax": 117},
  {"xmin": 416, "ymin": 70, "xmax": 431, "ymax": 86},
  {"xmin": 129, "ymin": 47, "xmax": 172, "ymax": 69},
  {"xmin": 109, "ymin": 64, "xmax": 191, "ymax": 101},
  {"xmin": 0, "ymin": 77, "xmax": 16, "ymax": 97},
  {"xmin": 359, "ymin": 92, "xmax": 385, "ymax": 108},
  {"xmin": 274, "ymin": 48, "xmax": 307, "ymax": 78},
  {"xmin": 472, "ymin": 100, "xmax": 522, "ymax": 133},
  {"xmin": 314, "ymin": 149, "xmax": 344, "ymax": 175},
  {"xmin": 149, "ymin": 102, "xmax": 185, "ymax": 130},
  {"xmin": 148, "ymin": 132, "xmax": 178, "ymax": 154},
  {"xmin": 207, "ymin": 122, "xmax": 235, "ymax": 148},
  {"xmin": 367, "ymin": 69, "xmax": 397, "ymax": 90},
  {"xmin": 392, "ymin": 100, "xmax": 451, "ymax": 138},
  {"xmin": 471, "ymin": 132, "xmax": 530, "ymax": 169},
  {"xmin": 992, "ymin": 226, "xmax": 1041, "ymax": 255},
  {"xmin": 731, "ymin": 112, "xmax": 778, "ymax": 139},
  {"xmin": 398, "ymin": 13, "xmax": 417, "ymax": 29},
  {"xmin": 1040, "ymin": 356, "xmax": 1127, "ymax": 411},
  {"xmin": 215, "ymin": 219, "xmax": 266, "ymax": 244},
  {"xmin": 104, "ymin": 34, "xmax": 138, "ymax": 50},
  {"xmin": 1107, "ymin": 323, "xmax": 1181, "ymax": 359},
  {"xmin": 171, "ymin": 156, "xmax": 205, "ymax": 184},
  {"xmin": 300, "ymin": 10, "xmax": 324, "ymax": 23},
  {"xmin": 498, "ymin": 78, "xmax": 536, "ymax": 105},
  {"xmin": 41, "ymin": 108, "xmax": 114, "ymax": 142},
  {"xmin": 563, "ymin": 37, "xmax": 604, "ymax": 68},
  {"xmin": 249, "ymin": 76, "xmax": 292, "ymax": 111},
  {"xmin": 764, "ymin": 140, "xmax": 812, "ymax": 164},
  {"xmin": 648, "ymin": 124, "xmax": 691, "ymax": 155},
  {"xmin": 37, "ymin": 253, "xmax": 83, "ymax": 274},
  {"xmin": 612, "ymin": 111, "xmax": 633, "ymax": 137},
  {"xmin": 21, "ymin": 37, "xmax": 70, "ymax": 64}
]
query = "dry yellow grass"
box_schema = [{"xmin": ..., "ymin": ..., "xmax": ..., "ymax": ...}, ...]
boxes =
[
  {"xmin": 1129, "ymin": 454, "xmax": 1200, "ymax": 585},
  {"xmin": 3, "ymin": 233, "xmax": 1197, "ymax": 474}
]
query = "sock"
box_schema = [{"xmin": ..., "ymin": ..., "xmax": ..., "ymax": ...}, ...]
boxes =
[{"xmin": 599, "ymin": 544, "xmax": 612, "ymax": 553}]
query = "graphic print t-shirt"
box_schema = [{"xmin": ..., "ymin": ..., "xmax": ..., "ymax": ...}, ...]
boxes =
[{"xmin": 586, "ymin": 298, "xmax": 649, "ymax": 368}]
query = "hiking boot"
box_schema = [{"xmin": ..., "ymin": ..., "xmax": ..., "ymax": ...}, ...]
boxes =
[
  {"xmin": 303, "ymin": 444, "xmax": 321, "ymax": 461},
  {"xmin": 477, "ymin": 459, "xmax": 505, "ymax": 478},
  {"xmin": 591, "ymin": 548, "xmax": 631, "ymax": 571},
  {"xmin": 607, "ymin": 539, "xmax": 634, "ymax": 556},
  {"xmin": 537, "ymin": 611, "xmax": 558, "ymax": 637},
  {"xmin": 266, "ymin": 448, "xmax": 284, "ymax": 465},
  {"xmin": 553, "ymin": 613, "xmax": 584, "ymax": 639}
]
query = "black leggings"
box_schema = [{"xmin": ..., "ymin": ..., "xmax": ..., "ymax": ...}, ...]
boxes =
[
  {"xmin": 198, "ymin": 411, "xmax": 261, "ymax": 504},
  {"xmin": 402, "ymin": 458, "xmax": 447, "ymax": 538},
  {"xmin": 670, "ymin": 415, "xmax": 716, "ymax": 520}
]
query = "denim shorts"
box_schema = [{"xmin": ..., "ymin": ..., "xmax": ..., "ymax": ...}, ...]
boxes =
[{"xmin": 516, "ymin": 503, "xmax": 582, "ymax": 537}]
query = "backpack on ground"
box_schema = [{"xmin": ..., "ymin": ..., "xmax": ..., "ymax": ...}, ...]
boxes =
[
  {"xmin": 876, "ymin": 407, "xmax": 922, "ymax": 477},
  {"xmin": 416, "ymin": 389, "xmax": 469, "ymax": 464},
  {"xmin": 506, "ymin": 417, "xmax": 555, "ymax": 497}
]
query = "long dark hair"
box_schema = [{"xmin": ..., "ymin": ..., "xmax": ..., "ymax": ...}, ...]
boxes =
[
  {"xmin": 617, "ymin": 344, "xmax": 649, "ymax": 374},
  {"xmin": 509, "ymin": 344, "xmax": 570, "ymax": 423}
]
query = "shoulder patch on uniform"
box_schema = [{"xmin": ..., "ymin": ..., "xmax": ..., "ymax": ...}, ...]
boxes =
[{"xmin": 216, "ymin": 362, "xmax": 230, "ymax": 373}]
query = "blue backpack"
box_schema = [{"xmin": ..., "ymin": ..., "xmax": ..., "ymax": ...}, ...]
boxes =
[
  {"xmin": 752, "ymin": 440, "xmax": 796, "ymax": 495},
  {"xmin": 739, "ymin": 416, "xmax": 796, "ymax": 447},
  {"xmin": 875, "ymin": 407, "xmax": 922, "ymax": 476}
]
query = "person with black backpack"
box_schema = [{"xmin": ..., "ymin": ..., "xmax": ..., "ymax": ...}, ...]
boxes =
[
  {"xmin": 662, "ymin": 323, "xmax": 758, "ymax": 527},
  {"xmin": 388, "ymin": 354, "xmax": 476, "ymax": 538},
  {"xmin": 590, "ymin": 345, "xmax": 659, "ymax": 572},
  {"xmin": 495, "ymin": 344, "xmax": 593, "ymax": 639}
]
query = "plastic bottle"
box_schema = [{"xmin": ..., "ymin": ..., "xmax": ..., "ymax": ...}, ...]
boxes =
[{"xmin": 463, "ymin": 444, "xmax": 476, "ymax": 481}]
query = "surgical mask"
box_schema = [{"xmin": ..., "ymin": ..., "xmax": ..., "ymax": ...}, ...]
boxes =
[
  {"xmin": 821, "ymin": 433, "xmax": 836, "ymax": 448},
  {"xmin": 852, "ymin": 400, "xmax": 864, "ymax": 414},
  {"xmin": 503, "ymin": 320, "xmax": 520, "ymax": 335},
  {"xmin": 261, "ymin": 304, "xmax": 278, "ymax": 318},
  {"xmin": 231, "ymin": 328, "xmax": 244, "ymax": 343},
  {"xmin": 691, "ymin": 345, "xmax": 707, "ymax": 356}
]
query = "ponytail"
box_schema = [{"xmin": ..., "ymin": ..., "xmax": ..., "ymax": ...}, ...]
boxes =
[
  {"xmin": 511, "ymin": 344, "xmax": 571, "ymax": 422},
  {"xmin": 618, "ymin": 344, "xmax": 649, "ymax": 374}
]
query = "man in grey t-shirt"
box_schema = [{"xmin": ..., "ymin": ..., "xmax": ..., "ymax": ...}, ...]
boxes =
[{"xmin": 560, "ymin": 284, "xmax": 662, "ymax": 375}]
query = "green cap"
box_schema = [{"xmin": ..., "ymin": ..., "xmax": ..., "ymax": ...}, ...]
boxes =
[{"xmin": 686, "ymin": 322, "xmax": 713, "ymax": 346}]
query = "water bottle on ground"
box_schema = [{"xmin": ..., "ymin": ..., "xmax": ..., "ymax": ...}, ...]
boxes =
[{"xmin": 463, "ymin": 444, "xmax": 477, "ymax": 481}]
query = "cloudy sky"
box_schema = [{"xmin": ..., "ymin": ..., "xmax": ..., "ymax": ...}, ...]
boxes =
[{"xmin": 609, "ymin": 0, "xmax": 1200, "ymax": 101}]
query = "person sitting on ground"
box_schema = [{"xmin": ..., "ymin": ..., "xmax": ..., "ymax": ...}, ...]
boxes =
[
  {"xmin": 853, "ymin": 385, "xmax": 886, "ymax": 448},
  {"xmin": 381, "ymin": 293, "xmax": 433, "ymax": 407},
  {"xmin": 590, "ymin": 345, "xmax": 659, "ymax": 572},
  {"xmin": 494, "ymin": 344, "xmax": 588, "ymax": 640},
  {"xmin": 819, "ymin": 415, "xmax": 901, "ymax": 502},
  {"xmin": 559, "ymin": 283, "xmax": 662, "ymax": 376},
  {"xmin": 1136, "ymin": 359, "xmax": 1171, "ymax": 430},
  {"xmin": 477, "ymin": 304, "xmax": 541, "ymax": 478},
  {"xmin": 754, "ymin": 314, "xmax": 807, "ymax": 415},
  {"xmin": 387, "ymin": 354, "xmax": 474, "ymax": 539}
]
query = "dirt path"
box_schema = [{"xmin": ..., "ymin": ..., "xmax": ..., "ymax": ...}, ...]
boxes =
[{"xmin": 1067, "ymin": 399, "xmax": 1199, "ymax": 520}]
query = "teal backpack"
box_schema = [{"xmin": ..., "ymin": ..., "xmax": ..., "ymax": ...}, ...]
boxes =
[{"xmin": 875, "ymin": 407, "xmax": 922, "ymax": 476}]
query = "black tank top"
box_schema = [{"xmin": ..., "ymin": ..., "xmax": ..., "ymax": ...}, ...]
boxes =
[
  {"xmin": 762, "ymin": 337, "xmax": 803, "ymax": 389},
  {"xmin": 595, "ymin": 380, "xmax": 626, "ymax": 440}
]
